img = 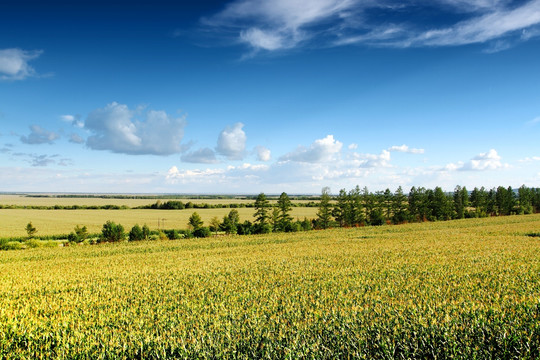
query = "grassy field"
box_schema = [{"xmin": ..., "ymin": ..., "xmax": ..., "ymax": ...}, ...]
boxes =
[
  {"xmin": 1, "ymin": 215, "xmax": 540, "ymax": 358},
  {"xmin": 0, "ymin": 207, "xmax": 319, "ymax": 237}
]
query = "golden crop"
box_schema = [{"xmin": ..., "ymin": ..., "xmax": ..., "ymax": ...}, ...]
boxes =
[{"xmin": 1, "ymin": 214, "xmax": 540, "ymax": 358}]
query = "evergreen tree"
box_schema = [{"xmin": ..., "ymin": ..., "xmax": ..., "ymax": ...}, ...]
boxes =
[
  {"xmin": 25, "ymin": 222, "xmax": 37, "ymax": 239},
  {"xmin": 392, "ymin": 186, "xmax": 409, "ymax": 224},
  {"xmin": 188, "ymin": 212, "xmax": 204, "ymax": 230},
  {"xmin": 333, "ymin": 189, "xmax": 350, "ymax": 227},
  {"xmin": 316, "ymin": 187, "xmax": 333, "ymax": 229},
  {"xmin": 253, "ymin": 193, "xmax": 270, "ymax": 226},
  {"xmin": 277, "ymin": 192, "xmax": 293, "ymax": 231}
]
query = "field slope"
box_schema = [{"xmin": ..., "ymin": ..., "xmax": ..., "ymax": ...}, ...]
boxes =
[{"xmin": 1, "ymin": 215, "xmax": 540, "ymax": 358}]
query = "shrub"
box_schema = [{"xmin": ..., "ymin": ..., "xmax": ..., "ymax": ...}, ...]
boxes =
[
  {"xmin": 129, "ymin": 224, "xmax": 144, "ymax": 241},
  {"xmin": 100, "ymin": 221, "xmax": 125, "ymax": 242},
  {"xmin": 193, "ymin": 227, "xmax": 212, "ymax": 238}
]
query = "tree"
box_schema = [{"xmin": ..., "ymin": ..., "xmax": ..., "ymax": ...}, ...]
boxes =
[
  {"xmin": 316, "ymin": 187, "xmax": 333, "ymax": 229},
  {"xmin": 25, "ymin": 222, "xmax": 37, "ymax": 239},
  {"xmin": 188, "ymin": 212, "xmax": 204, "ymax": 230},
  {"xmin": 221, "ymin": 209, "xmax": 240, "ymax": 235},
  {"xmin": 209, "ymin": 216, "xmax": 221, "ymax": 235},
  {"xmin": 270, "ymin": 206, "xmax": 280, "ymax": 232},
  {"xmin": 101, "ymin": 221, "xmax": 125, "ymax": 242},
  {"xmin": 142, "ymin": 224, "xmax": 150, "ymax": 240},
  {"xmin": 333, "ymin": 189, "xmax": 350, "ymax": 227},
  {"xmin": 392, "ymin": 186, "xmax": 409, "ymax": 224},
  {"xmin": 68, "ymin": 225, "xmax": 88, "ymax": 243},
  {"xmin": 277, "ymin": 192, "xmax": 293, "ymax": 231},
  {"xmin": 518, "ymin": 185, "xmax": 533, "ymax": 214},
  {"xmin": 253, "ymin": 193, "xmax": 270, "ymax": 227},
  {"xmin": 129, "ymin": 224, "xmax": 144, "ymax": 241},
  {"xmin": 453, "ymin": 185, "xmax": 469, "ymax": 219}
]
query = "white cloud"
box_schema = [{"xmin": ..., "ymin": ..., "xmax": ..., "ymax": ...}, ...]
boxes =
[
  {"xmin": 388, "ymin": 144, "xmax": 425, "ymax": 154},
  {"xmin": 255, "ymin": 145, "xmax": 271, "ymax": 161},
  {"xmin": 445, "ymin": 149, "xmax": 509, "ymax": 171},
  {"xmin": 85, "ymin": 102, "xmax": 187, "ymax": 155},
  {"xmin": 280, "ymin": 135, "xmax": 343, "ymax": 163},
  {"xmin": 348, "ymin": 143, "xmax": 358, "ymax": 150},
  {"xmin": 205, "ymin": 0, "xmax": 540, "ymax": 54},
  {"xmin": 20, "ymin": 125, "xmax": 60, "ymax": 145},
  {"xmin": 0, "ymin": 48, "xmax": 42, "ymax": 80},
  {"xmin": 181, "ymin": 148, "xmax": 219, "ymax": 164},
  {"xmin": 519, "ymin": 156, "xmax": 540, "ymax": 162},
  {"xmin": 352, "ymin": 149, "xmax": 392, "ymax": 168},
  {"xmin": 216, "ymin": 122, "xmax": 247, "ymax": 160},
  {"xmin": 411, "ymin": 1, "xmax": 540, "ymax": 47},
  {"xmin": 205, "ymin": 0, "xmax": 355, "ymax": 51}
]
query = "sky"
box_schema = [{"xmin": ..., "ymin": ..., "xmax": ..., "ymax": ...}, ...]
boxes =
[{"xmin": 1, "ymin": 0, "xmax": 540, "ymax": 194}]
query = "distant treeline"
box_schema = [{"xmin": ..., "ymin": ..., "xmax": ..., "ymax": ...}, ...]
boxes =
[
  {"xmin": 0, "ymin": 204, "xmax": 130, "ymax": 210},
  {"xmin": 137, "ymin": 200, "xmax": 319, "ymax": 210}
]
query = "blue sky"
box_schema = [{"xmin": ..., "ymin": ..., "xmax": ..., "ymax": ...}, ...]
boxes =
[{"xmin": 1, "ymin": 0, "xmax": 539, "ymax": 194}]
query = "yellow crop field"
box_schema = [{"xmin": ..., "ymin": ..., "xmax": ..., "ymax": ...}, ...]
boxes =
[
  {"xmin": 0, "ymin": 195, "xmax": 317, "ymax": 208},
  {"xmin": 0, "ymin": 207, "xmax": 319, "ymax": 237},
  {"xmin": 1, "ymin": 214, "xmax": 540, "ymax": 358}
]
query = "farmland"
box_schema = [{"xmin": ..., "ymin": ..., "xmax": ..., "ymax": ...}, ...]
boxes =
[
  {"xmin": 1, "ymin": 214, "xmax": 540, "ymax": 358},
  {"xmin": 0, "ymin": 207, "xmax": 319, "ymax": 238}
]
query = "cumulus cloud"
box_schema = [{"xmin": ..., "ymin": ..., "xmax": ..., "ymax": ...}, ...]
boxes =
[
  {"xmin": 352, "ymin": 149, "xmax": 392, "ymax": 168},
  {"xmin": 255, "ymin": 145, "xmax": 271, "ymax": 161},
  {"xmin": 84, "ymin": 102, "xmax": 187, "ymax": 155},
  {"xmin": 216, "ymin": 122, "xmax": 247, "ymax": 160},
  {"xmin": 388, "ymin": 144, "xmax": 425, "ymax": 154},
  {"xmin": 20, "ymin": 125, "xmax": 59, "ymax": 145},
  {"xmin": 0, "ymin": 48, "xmax": 42, "ymax": 80},
  {"xmin": 181, "ymin": 147, "xmax": 219, "ymax": 164},
  {"xmin": 280, "ymin": 135, "xmax": 343, "ymax": 163},
  {"xmin": 204, "ymin": 0, "xmax": 540, "ymax": 54},
  {"xmin": 445, "ymin": 149, "xmax": 509, "ymax": 171}
]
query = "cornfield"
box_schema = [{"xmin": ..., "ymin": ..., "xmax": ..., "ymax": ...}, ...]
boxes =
[{"xmin": 1, "ymin": 214, "xmax": 540, "ymax": 358}]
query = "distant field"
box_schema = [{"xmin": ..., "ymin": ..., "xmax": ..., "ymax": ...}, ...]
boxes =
[
  {"xmin": 1, "ymin": 215, "xmax": 540, "ymax": 358},
  {"xmin": 0, "ymin": 195, "xmax": 317, "ymax": 208},
  {"xmin": 0, "ymin": 207, "xmax": 319, "ymax": 237}
]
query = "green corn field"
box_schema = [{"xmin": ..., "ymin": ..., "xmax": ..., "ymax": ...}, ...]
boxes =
[{"xmin": 1, "ymin": 214, "xmax": 540, "ymax": 358}]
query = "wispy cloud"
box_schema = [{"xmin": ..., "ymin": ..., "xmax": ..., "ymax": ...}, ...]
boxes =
[
  {"xmin": 204, "ymin": 0, "xmax": 540, "ymax": 54},
  {"xmin": 0, "ymin": 48, "xmax": 43, "ymax": 80}
]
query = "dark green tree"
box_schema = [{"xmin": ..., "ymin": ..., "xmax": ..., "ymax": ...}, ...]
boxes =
[
  {"xmin": 453, "ymin": 185, "xmax": 469, "ymax": 219},
  {"xmin": 392, "ymin": 186, "xmax": 409, "ymax": 224},
  {"xmin": 25, "ymin": 222, "xmax": 37, "ymax": 239},
  {"xmin": 253, "ymin": 193, "xmax": 270, "ymax": 227},
  {"xmin": 333, "ymin": 189, "xmax": 350, "ymax": 227},
  {"xmin": 277, "ymin": 192, "xmax": 293, "ymax": 231},
  {"xmin": 101, "ymin": 221, "xmax": 125, "ymax": 242},
  {"xmin": 129, "ymin": 224, "xmax": 144, "ymax": 241},
  {"xmin": 316, "ymin": 187, "xmax": 333, "ymax": 229}
]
